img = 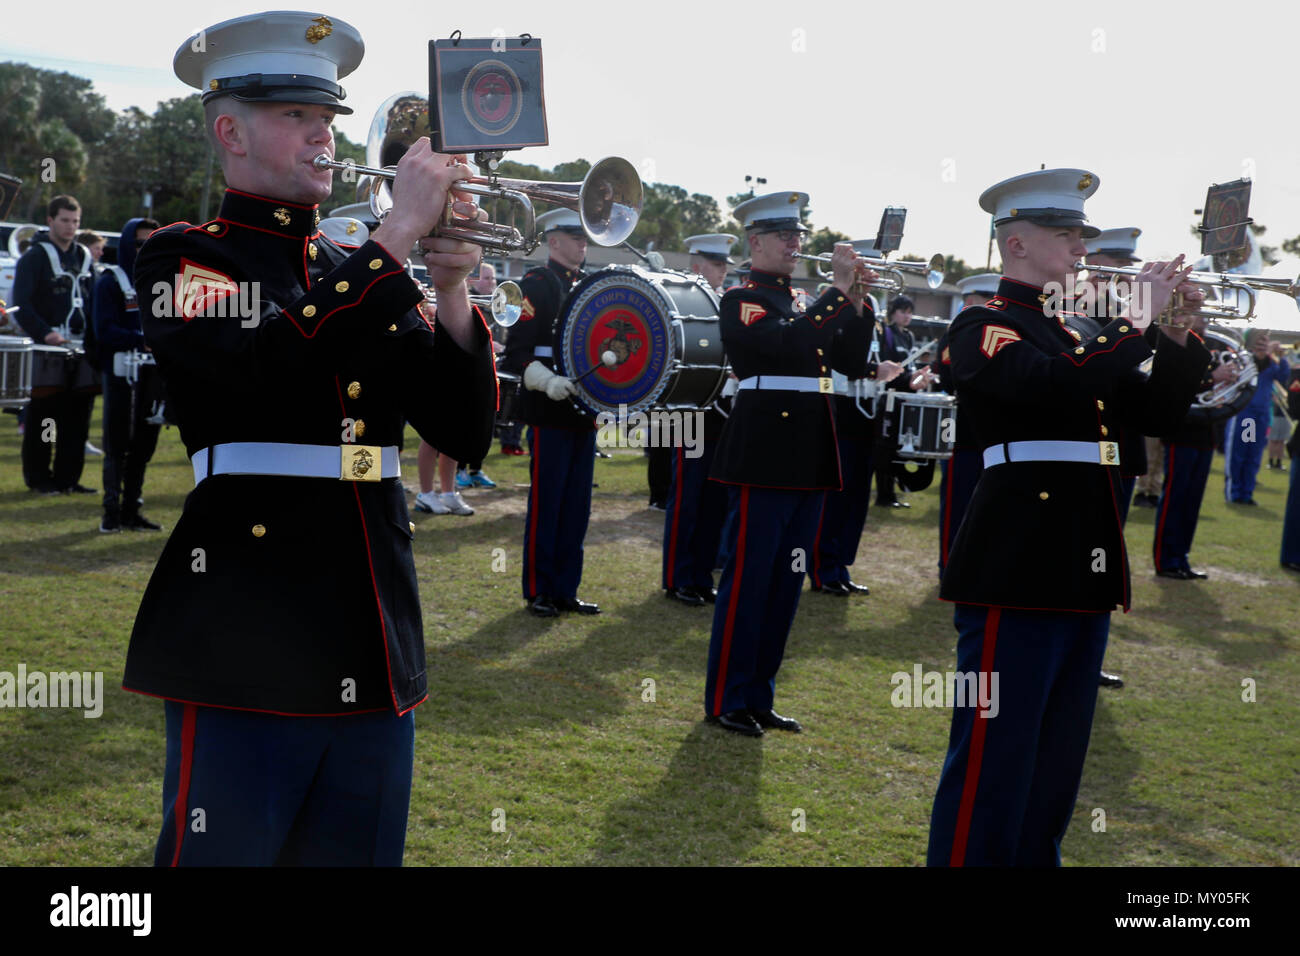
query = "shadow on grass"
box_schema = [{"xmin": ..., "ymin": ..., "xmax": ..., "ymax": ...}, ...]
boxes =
[
  {"xmin": 1149, "ymin": 574, "xmax": 1291, "ymax": 667},
  {"xmin": 590, "ymin": 722, "xmax": 764, "ymax": 865}
]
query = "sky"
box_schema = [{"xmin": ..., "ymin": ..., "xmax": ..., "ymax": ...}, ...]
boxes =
[{"xmin": 4, "ymin": 0, "xmax": 1299, "ymax": 271}]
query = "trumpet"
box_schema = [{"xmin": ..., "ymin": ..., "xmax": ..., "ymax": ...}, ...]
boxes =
[
  {"xmin": 312, "ymin": 94, "xmax": 642, "ymax": 256},
  {"xmin": 1074, "ymin": 260, "xmax": 1300, "ymax": 323},
  {"xmin": 792, "ymin": 251, "xmax": 946, "ymax": 293},
  {"xmin": 422, "ymin": 279, "xmax": 525, "ymax": 327}
]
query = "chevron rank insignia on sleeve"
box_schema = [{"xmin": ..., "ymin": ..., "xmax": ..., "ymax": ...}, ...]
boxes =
[
  {"xmin": 176, "ymin": 259, "xmax": 238, "ymax": 320},
  {"xmin": 738, "ymin": 302, "xmax": 767, "ymax": 326},
  {"xmin": 520, "ymin": 297, "xmax": 535, "ymax": 321},
  {"xmin": 980, "ymin": 324, "xmax": 1021, "ymax": 358}
]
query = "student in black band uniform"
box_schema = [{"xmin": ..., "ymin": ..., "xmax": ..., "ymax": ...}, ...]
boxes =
[
  {"xmin": 95, "ymin": 216, "xmax": 162, "ymax": 532},
  {"xmin": 928, "ymin": 168, "xmax": 1209, "ymax": 867},
  {"xmin": 125, "ymin": 12, "xmax": 496, "ymax": 866},
  {"xmin": 874, "ymin": 295, "xmax": 933, "ymax": 507},
  {"xmin": 503, "ymin": 209, "xmax": 601, "ymax": 618},
  {"xmin": 13, "ymin": 194, "xmax": 98, "ymax": 494},
  {"xmin": 704, "ymin": 191, "xmax": 874, "ymax": 737}
]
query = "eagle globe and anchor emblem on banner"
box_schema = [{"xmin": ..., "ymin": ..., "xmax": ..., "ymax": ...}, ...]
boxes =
[
  {"xmin": 461, "ymin": 59, "xmax": 525, "ymax": 137},
  {"xmin": 557, "ymin": 270, "xmax": 675, "ymax": 419}
]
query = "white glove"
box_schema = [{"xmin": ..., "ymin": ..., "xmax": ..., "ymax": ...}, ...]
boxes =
[
  {"xmin": 546, "ymin": 375, "xmax": 577, "ymax": 401},
  {"xmin": 524, "ymin": 360, "xmax": 577, "ymax": 401}
]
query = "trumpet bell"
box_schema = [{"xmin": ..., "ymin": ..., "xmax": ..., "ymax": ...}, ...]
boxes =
[
  {"xmin": 7, "ymin": 224, "xmax": 39, "ymax": 259},
  {"xmin": 924, "ymin": 253, "xmax": 946, "ymax": 290},
  {"xmin": 489, "ymin": 280, "xmax": 524, "ymax": 326},
  {"xmin": 577, "ymin": 157, "xmax": 642, "ymax": 248}
]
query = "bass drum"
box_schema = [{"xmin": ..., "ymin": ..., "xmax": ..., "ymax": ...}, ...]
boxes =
[{"xmin": 554, "ymin": 266, "xmax": 727, "ymax": 418}]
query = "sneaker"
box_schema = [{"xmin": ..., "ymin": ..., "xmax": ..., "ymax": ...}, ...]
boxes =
[
  {"xmin": 99, "ymin": 513, "xmax": 121, "ymax": 533},
  {"xmin": 122, "ymin": 512, "xmax": 162, "ymax": 531},
  {"xmin": 439, "ymin": 491, "xmax": 475, "ymax": 515},
  {"xmin": 414, "ymin": 490, "xmax": 449, "ymax": 514},
  {"xmin": 455, "ymin": 470, "xmax": 474, "ymax": 489},
  {"xmin": 85, "ymin": 440, "xmax": 103, "ymax": 456},
  {"xmin": 469, "ymin": 471, "xmax": 497, "ymax": 488}
]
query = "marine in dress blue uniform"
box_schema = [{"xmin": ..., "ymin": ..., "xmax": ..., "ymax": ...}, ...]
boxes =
[
  {"xmin": 927, "ymin": 169, "xmax": 1210, "ymax": 866},
  {"xmin": 809, "ymin": 241, "xmax": 903, "ymax": 596},
  {"xmin": 662, "ymin": 234, "xmax": 736, "ymax": 606},
  {"xmin": 125, "ymin": 13, "xmax": 496, "ymax": 866},
  {"xmin": 704, "ymin": 191, "xmax": 872, "ymax": 736},
  {"xmin": 502, "ymin": 208, "xmax": 601, "ymax": 617},
  {"xmin": 937, "ymin": 272, "xmax": 999, "ymax": 576},
  {"xmin": 1083, "ymin": 227, "xmax": 1149, "ymax": 527}
]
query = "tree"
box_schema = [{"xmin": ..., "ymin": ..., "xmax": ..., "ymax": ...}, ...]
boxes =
[{"xmin": 0, "ymin": 63, "xmax": 113, "ymax": 221}]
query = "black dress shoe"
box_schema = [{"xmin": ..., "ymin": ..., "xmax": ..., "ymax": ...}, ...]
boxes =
[
  {"xmin": 528, "ymin": 595, "xmax": 559, "ymax": 617},
  {"xmin": 698, "ymin": 586, "xmax": 717, "ymax": 603},
  {"xmin": 1156, "ymin": 568, "xmax": 1194, "ymax": 580},
  {"xmin": 63, "ymin": 483, "xmax": 97, "ymax": 495},
  {"xmin": 1282, "ymin": 561, "xmax": 1300, "ymax": 573},
  {"xmin": 666, "ymin": 586, "xmax": 705, "ymax": 607},
  {"xmin": 1184, "ymin": 568, "xmax": 1208, "ymax": 580},
  {"xmin": 843, "ymin": 579, "xmax": 870, "ymax": 595},
  {"xmin": 1099, "ymin": 671, "xmax": 1125, "ymax": 688},
  {"xmin": 751, "ymin": 708, "xmax": 802, "ymax": 732},
  {"xmin": 558, "ymin": 597, "xmax": 601, "ymax": 614},
  {"xmin": 121, "ymin": 512, "xmax": 162, "ymax": 531},
  {"xmin": 818, "ymin": 580, "xmax": 850, "ymax": 596},
  {"xmin": 709, "ymin": 710, "xmax": 763, "ymax": 737}
]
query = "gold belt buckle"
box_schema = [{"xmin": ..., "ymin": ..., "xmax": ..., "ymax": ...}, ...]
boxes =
[
  {"xmin": 1099, "ymin": 441, "xmax": 1119, "ymax": 466},
  {"xmin": 818, "ymin": 377, "xmax": 833, "ymax": 394},
  {"xmin": 341, "ymin": 444, "xmax": 383, "ymax": 481}
]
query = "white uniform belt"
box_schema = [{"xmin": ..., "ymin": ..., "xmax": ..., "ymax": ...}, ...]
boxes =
[
  {"xmin": 534, "ymin": 346, "xmax": 553, "ymax": 358},
  {"xmin": 983, "ymin": 440, "xmax": 1120, "ymax": 468},
  {"xmin": 737, "ymin": 375, "xmax": 833, "ymax": 394},
  {"xmin": 192, "ymin": 442, "xmax": 401, "ymax": 486}
]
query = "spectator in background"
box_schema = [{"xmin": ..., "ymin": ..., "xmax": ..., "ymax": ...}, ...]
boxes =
[
  {"xmin": 1225, "ymin": 330, "xmax": 1290, "ymax": 505},
  {"xmin": 415, "ymin": 440, "xmax": 474, "ymax": 515}
]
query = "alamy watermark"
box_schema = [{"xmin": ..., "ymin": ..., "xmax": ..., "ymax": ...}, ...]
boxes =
[
  {"xmin": 0, "ymin": 664, "xmax": 103, "ymax": 718},
  {"xmin": 595, "ymin": 405, "xmax": 704, "ymax": 459},
  {"xmin": 890, "ymin": 664, "xmax": 1000, "ymax": 718}
]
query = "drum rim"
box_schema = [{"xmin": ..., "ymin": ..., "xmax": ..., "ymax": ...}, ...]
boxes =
[{"xmin": 558, "ymin": 267, "xmax": 683, "ymax": 416}]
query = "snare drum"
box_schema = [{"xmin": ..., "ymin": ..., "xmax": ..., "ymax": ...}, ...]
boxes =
[
  {"xmin": 554, "ymin": 266, "xmax": 728, "ymax": 417},
  {"xmin": 883, "ymin": 391, "xmax": 957, "ymax": 460},
  {"xmin": 0, "ymin": 335, "xmax": 33, "ymax": 407},
  {"xmin": 30, "ymin": 338, "xmax": 100, "ymax": 398}
]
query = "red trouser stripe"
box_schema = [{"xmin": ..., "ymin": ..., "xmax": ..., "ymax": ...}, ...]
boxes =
[
  {"xmin": 1153, "ymin": 445, "xmax": 1176, "ymax": 568},
  {"xmin": 949, "ymin": 605, "xmax": 1001, "ymax": 867},
  {"xmin": 170, "ymin": 703, "xmax": 198, "ymax": 867},
  {"xmin": 712, "ymin": 486, "xmax": 750, "ymax": 716},
  {"xmin": 665, "ymin": 446, "xmax": 685, "ymax": 588},
  {"xmin": 526, "ymin": 430, "xmax": 541, "ymax": 597},
  {"xmin": 810, "ymin": 492, "xmax": 827, "ymax": 587}
]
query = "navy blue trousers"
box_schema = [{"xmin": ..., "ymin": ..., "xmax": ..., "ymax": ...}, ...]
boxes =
[
  {"xmin": 522, "ymin": 426, "xmax": 595, "ymax": 601},
  {"xmin": 1117, "ymin": 475, "xmax": 1136, "ymax": 526},
  {"xmin": 155, "ymin": 700, "xmax": 415, "ymax": 866},
  {"xmin": 661, "ymin": 443, "xmax": 726, "ymax": 592},
  {"xmin": 1224, "ymin": 408, "xmax": 1266, "ymax": 502},
  {"xmin": 705, "ymin": 485, "xmax": 822, "ymax": 716},
  {"xmin": 810, "ymin": 436, "xmax": 873, "ymax": 587},
  {"xmin": 927, "ymin": 604, "xmax": 1109, "ymax": 867},
  {"xmin": 1153, "ymin": 443, "xmax": 1214, "ymax": 572},
  {"xmin": 1282, "ymin": 455, "xmax": 1300, "ymax": 565},
  {"xmin": 938, "ymin": 449, "xmax": 983, "ymax": 575}
]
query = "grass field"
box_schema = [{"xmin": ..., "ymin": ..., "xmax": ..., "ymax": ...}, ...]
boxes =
[{"xmin": 1, "ymin": 408, "xmax": 1296, "ymax": 866}]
